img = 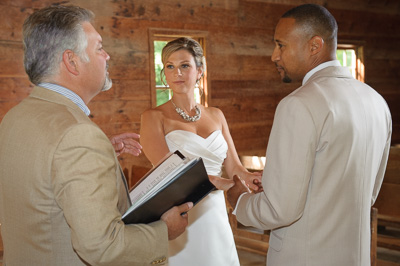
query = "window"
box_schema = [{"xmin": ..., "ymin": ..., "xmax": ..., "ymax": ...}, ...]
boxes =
[
  {"xmin": 336, "ymin": 44, "xmax": 364, "ymax": 82},
  {"xmin": 149, "ymin": 29, "xmax": 209, "ymax": 107},
  {"xmin": 153, "ymin": 40, "xmax": 170, "ymax": 106}
]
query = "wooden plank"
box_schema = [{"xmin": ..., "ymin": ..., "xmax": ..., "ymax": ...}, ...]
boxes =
[
  {"xmin": 0, "ymin": 225, "xmax": 3, "ymax": 263},
  {"xmin": 384, "ymin": 148, "xmax": 400, "ymax": 185},
  {"xmin": 208, "ymin": 54, "xmax": 275, "ymax": 80},
  {"xmin": 235, "ymin": 140, "xmax": 269, "ymax": 157},
  {"xmin": 377, "ymin": 235, "xmax": 400, "ymax": 251},
  {"xmin": 0, "ymin": 41, "xmax": 25, "ymax": 77},
  {"xmin": 371, "ymin": 207, "xmax": 378, "ymax": 266},
  {"xmin": 0, "ymin": 0, "xmax": 33, "ymax": 7},
  {"xmin": 0, "ymin": 77, "xmax": 32, "ymax": 101},
  {"xmin": 377, "ymin": 259, "xmax": 400, "ymax": 266},
  {"xmin": 329, "ymin": 0, "xmax": 400, "ymax": 15},
  {"xmin": 228, "ymin": 122, "xmax": 271, "ymax": 156},
  {"xmin": 213, "ymin": 77, "xmax": 284, "ymax": 102},
  {"xmin": 107, "ymin": 50, "xmax": 149, "ymax": 80},
  {"xmin": 110, "ymin": 79, "xmax": 151, "ymax": 101},
  {"xmin": 378, "ymin": 215, "xmax": 400, "ymax": 228},
  {"xmin": 384, "ymin": 98, "xmax": 400, "ymax": 145},
  {"xmin": 210, "ymin": 27, "xmax": 274, "ymax": 56},
  {"xmin": 89, "ymin": 100, "xmax": 149, "ymax": 125},
  {"xmin": 237, "ymin": 2, "xmax": 290, "ymax": 30},
  {"xmin": 364, "ymin": 39, "xmax": 400, "ymax": 61},
  {"xmin": 97, "ymin": 121, "xmax": 141, "ymax": 137},
  {"xmin": 234, "ymin": 235, "xmax": 269, "ymax": 255},
  {"xmin": 373, "ymin": 147, "xmax": 400, "ymax": 254},
  {"xmin": 333, "ymin": 11, "xmax": 399, "ymax": 38},
  {"xmin": 211, "ymin": 80, "xmax": 296, "ymax": 99},
  {"xmin": 392, "ymin": 131, "xmax": 400, "ymax": 150},
  {"xmin": 216, "ymin": 98, "xmax": 277, "ymax": 123},
  {"xmin": 383, "ymin": 168, "xmax": 400, "ymax": 185},
  {"xmin": 109, "ymin": 0, "xmax": 239, "ymax": 27},
  {"xmin": 374, "ymin": 183, "xmax": 400, "ymax": 218},
  {"xmin": 0, "ymin": 4, "xmax": 31, "ymax": 42},
  {"xmin": 99, "ymin": 18, "xmax": 150, "ymax": 52},
  {"xmin": 365, "ymin": 59, "xmax": 400, "ymax": 81},
  {"xmin": 89, "ymin": 79, "xmax": 151, "ymax": 102}
]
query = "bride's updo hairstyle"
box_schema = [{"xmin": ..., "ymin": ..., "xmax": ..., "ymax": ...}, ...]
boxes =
[{"xmin": 160, "ymin": 37, "xmax": 205, "ymax": 84}]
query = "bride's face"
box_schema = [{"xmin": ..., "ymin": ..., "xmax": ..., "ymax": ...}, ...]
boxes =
[{"xmin": 164, "ymin": 49, "xmax": 202, "ymax": 96}]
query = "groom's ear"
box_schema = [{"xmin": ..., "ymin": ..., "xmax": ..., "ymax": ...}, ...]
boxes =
[{"xmin": 309, "ymin": 36, "xmax": 324, "ymax": 56}]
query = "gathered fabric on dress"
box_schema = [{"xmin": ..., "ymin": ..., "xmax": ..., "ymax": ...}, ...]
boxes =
[{"xmin": 165, "ymin": 130, "xmax": 240, "ymax": 266}]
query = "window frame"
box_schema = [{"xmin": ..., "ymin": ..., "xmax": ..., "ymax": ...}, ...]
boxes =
[{"xmin": 337, "ymin": 42, "xmax": 365, "ymax": 82}]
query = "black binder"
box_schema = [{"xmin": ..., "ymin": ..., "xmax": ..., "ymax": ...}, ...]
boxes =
[{"xmin": 122, "ymin": 156, "xmax": 215, "ymax": 224}]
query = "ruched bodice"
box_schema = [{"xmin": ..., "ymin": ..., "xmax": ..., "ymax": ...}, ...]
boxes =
[
  {"xmin": 164, "ymin": 130, "xmax": 240, "ymax": 266},
  {"xmin": 165, "ymin": 130, "xmax": 228, "ymax": 176}
]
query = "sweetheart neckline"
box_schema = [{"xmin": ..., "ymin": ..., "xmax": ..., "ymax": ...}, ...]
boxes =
[{"xmin": 165, "ymin": 129, "xmax": 222, "ymax": 140}]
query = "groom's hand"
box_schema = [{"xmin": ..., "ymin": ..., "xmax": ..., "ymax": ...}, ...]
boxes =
[{"xmin": 226, "ymin": 175, "xmax": 251, "ymax": 210}]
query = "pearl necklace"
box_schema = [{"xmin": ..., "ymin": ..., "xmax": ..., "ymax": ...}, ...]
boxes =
[{"xmin": 171, "ymin": 100, "xmax": 201, "ymax": 122}]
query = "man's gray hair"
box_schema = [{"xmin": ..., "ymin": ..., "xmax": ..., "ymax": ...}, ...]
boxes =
[{"xmin": 23, "ymin": 5, "xmax": 94, "ymax": 85}]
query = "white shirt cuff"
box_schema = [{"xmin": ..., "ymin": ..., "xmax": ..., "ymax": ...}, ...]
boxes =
[{"xmin": 232, "ymin": 192, "xmax": 249, "ymax": 215}]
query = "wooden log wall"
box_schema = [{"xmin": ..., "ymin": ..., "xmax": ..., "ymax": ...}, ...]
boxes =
[{"xmin": 1, "ymin": 0, "xmax": 400, "ymax": 185}]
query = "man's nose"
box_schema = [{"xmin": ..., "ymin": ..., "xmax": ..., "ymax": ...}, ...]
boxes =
[{"xmin": 271, "ymin": 47, "xmax": 280, "ymax": 62}]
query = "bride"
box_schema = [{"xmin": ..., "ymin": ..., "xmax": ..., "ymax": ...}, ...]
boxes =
[{"xmin": 140, "ymin": 37, "xmax": 262, "ymax": 266}]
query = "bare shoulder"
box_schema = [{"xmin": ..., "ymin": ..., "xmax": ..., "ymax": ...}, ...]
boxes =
[
  {"xmin": 203, "ymin": 106, "xmax": 226, "ymax": 122},
  {"xmin": 141, "ymin": 102, "xmax": 169, "ymax": 121},
  {"xmin": 141, "ymin": 108, "xmax": 162, "ymax": 120}
]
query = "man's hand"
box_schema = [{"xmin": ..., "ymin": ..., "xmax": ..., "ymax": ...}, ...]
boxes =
[
  {"xmin": 109, "ymin": 132, "xmax": 142, "ymax": 156},
  {"xmin": 161, "ymin": 202, "xmax": 193, "ymax": 240},
  {"xmin": 208, "ymin": 175, "xmax": 235, "ymax": 191},
  {"xmin": 226, "ymin": 175, "xmax": 251, "ymax": 210}
]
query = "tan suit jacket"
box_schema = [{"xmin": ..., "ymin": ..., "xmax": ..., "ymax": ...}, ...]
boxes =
[
  {"xmin": 236, "ymin": 66, "xmax": 392, "ymax": 266},
  {"xmin": 0, "ymin": 86, "xmax": 168, "ymax": 265}
]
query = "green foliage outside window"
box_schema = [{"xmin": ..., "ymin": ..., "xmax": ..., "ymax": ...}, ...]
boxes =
[
  {"xmin": 154, "ymin": 41, "xmax": 172, "ymax": 106},
  {"xmin": 154, "ymin": 41, "xmax": 167, "ymax": 86},
  {"xmin": 336, "ymin": 49, "xmax": 356, "ymax": 78},
  {"xmin": 156, "ymin": 89, "xmax": 172, "ymax": 106}
]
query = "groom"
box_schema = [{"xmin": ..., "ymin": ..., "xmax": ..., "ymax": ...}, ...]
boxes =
[{"xmin": 227, "ymin": 4, "xmax": 391, "ymax": 266}]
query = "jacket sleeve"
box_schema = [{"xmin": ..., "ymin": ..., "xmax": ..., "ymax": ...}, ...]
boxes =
[
  {"xmin": 371, "ymin": 111, "xmax": 392, "ymax": 205},
  {"xmin": 52, "ymin": 123, "xmax": 168, "ymax": 266},
  {"xmin": 236, "ymin": 95, "xmax": 317, "ymax": 230}
]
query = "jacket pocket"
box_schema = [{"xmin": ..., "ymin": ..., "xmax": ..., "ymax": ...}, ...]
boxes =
[{"xmin": 269, "ymin": 227, "xmax": 287, "ymax": 252}]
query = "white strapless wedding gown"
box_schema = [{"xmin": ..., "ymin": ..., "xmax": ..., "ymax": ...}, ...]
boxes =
[{"xmin": 165, "ymin": 130, "xmax": 240, "ymax": 266}]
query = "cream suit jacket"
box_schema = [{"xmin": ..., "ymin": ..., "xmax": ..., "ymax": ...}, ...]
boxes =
[
  {"xmin": 0, "ymin": 86, "xmax": 168, "ymax": 265},
  {"xmin": 236, "ymin": 66, "xmax": 392, "ymax": 266}
]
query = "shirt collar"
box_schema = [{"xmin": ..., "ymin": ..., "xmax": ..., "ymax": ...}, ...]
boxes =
[
  {"xmin": 38, "ymin": 83, "xmax": 90, "ymax": 116},
  {"xmin": 302, "ymin": 60, "xmax": 342, "ymax": 85}
]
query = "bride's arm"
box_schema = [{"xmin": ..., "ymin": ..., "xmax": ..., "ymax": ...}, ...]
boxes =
[
  {"xmin": 140, "ymin": 109, "xmax": 171, "ymax": 166},
  {"xmin": 214, "ymin": 108, "xmax": 263, "ymax": 192}
]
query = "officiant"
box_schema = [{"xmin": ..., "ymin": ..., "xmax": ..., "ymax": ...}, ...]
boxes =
[{"xmin": 0, "ymin": 5, "xmax": 192, "ymax": 265}]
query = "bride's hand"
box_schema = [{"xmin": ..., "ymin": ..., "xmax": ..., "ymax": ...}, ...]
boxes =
[
  {"xmin": 208, "ymin": 175, "xmax": 235, "ymax": 191},
  {"xmin": 241, "ymin": 171, "xmax": 264, "ymax": 192}
]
